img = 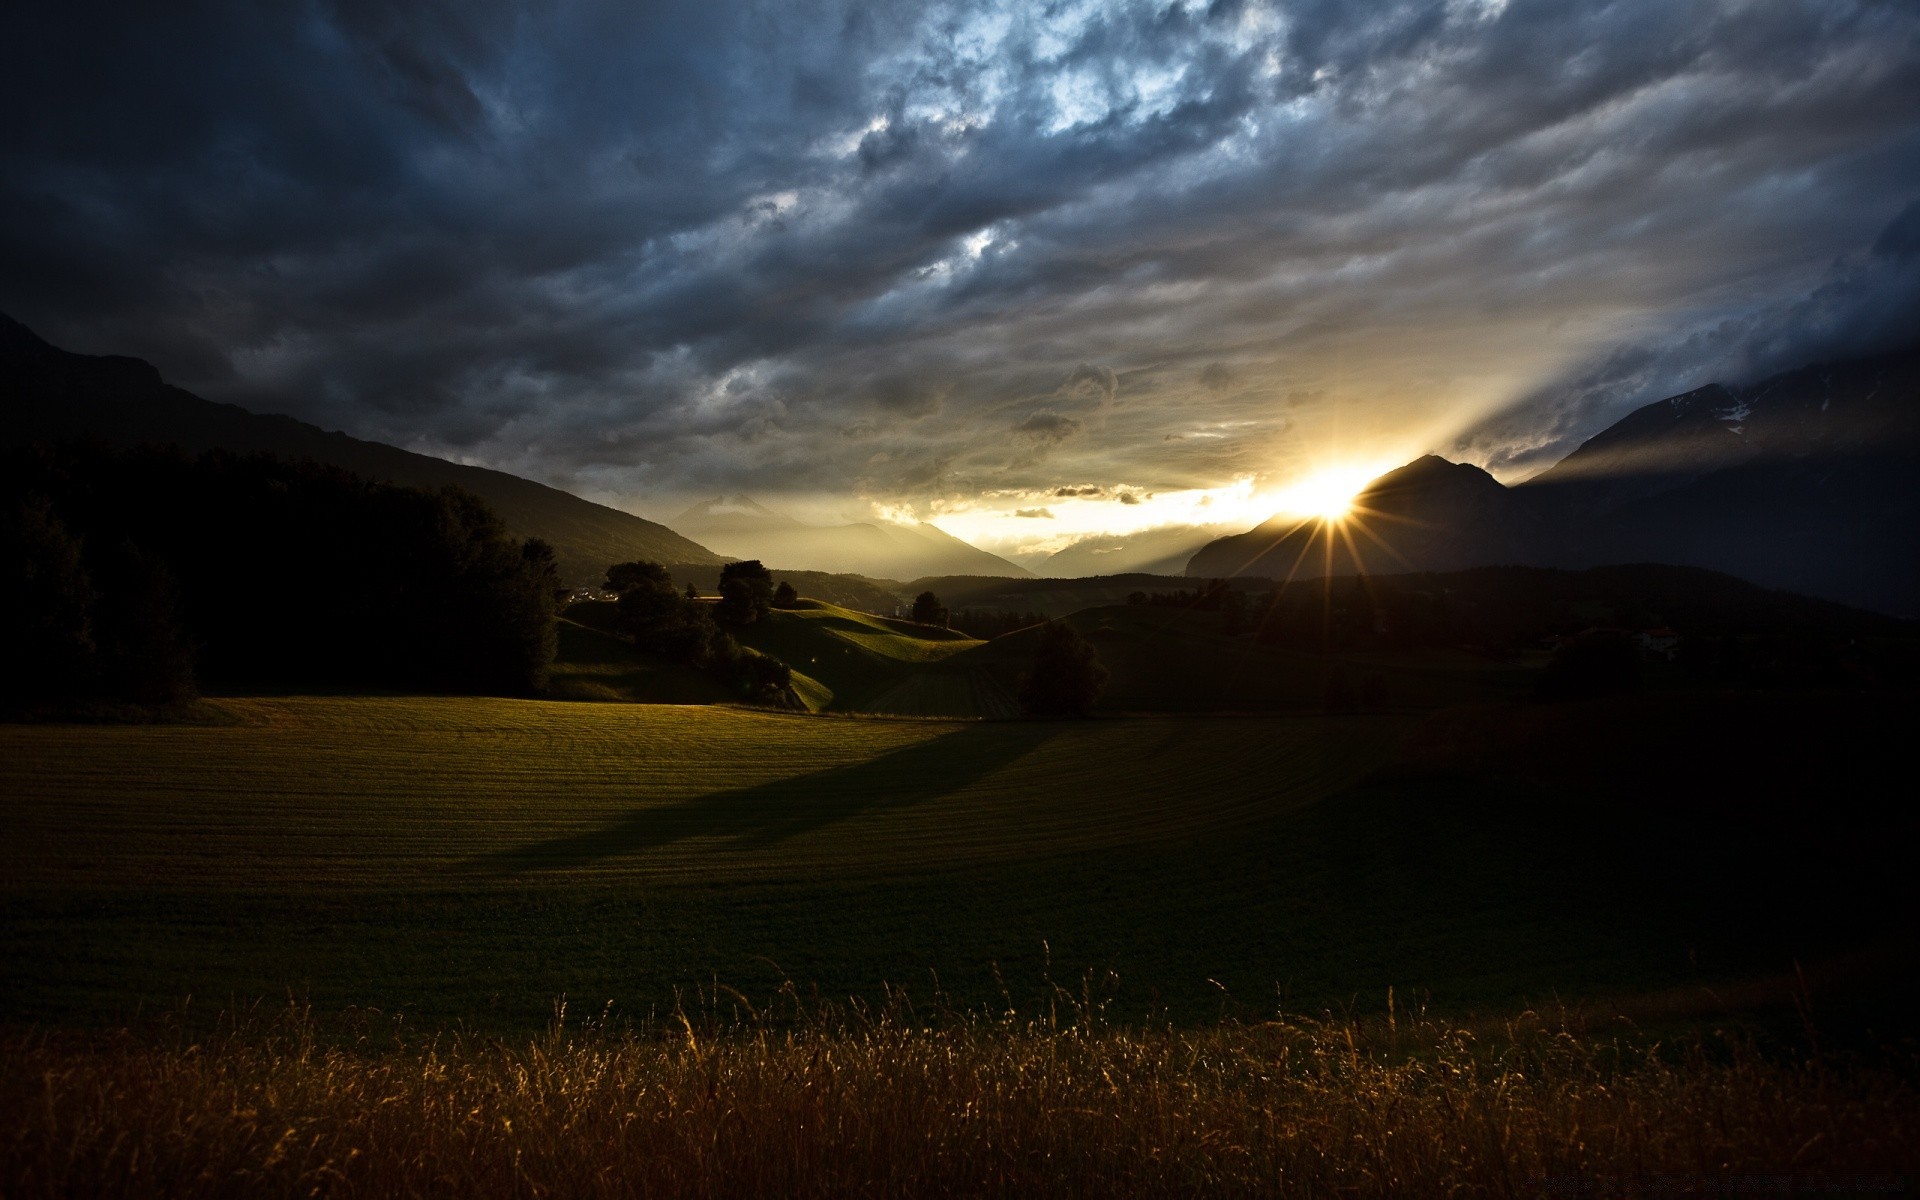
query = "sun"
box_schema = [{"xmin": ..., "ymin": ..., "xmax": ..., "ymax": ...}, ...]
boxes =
[{"xmin": 1271, "ymin": 465, "xmax": 1377, "ymax": 522}]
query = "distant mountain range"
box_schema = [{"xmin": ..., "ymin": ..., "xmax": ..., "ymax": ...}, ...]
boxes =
[
  {"xmin": 1036, "ymin": 525, "xmax": 1232, "ymax": 577},
  {"xmin": 9, "ymin": 312, "xmax": 1914, "ymax": 613},
  {"xmin": 0, "ymin": 315, "xmax": 727, "ymax": 585},
  {"xmin": 1187, "ymin": 347, "xmax": 1920, "ymax": 616},
  {"xmin": 670, "ymin": 494, "xmax": 1030, "ymax": 580}
]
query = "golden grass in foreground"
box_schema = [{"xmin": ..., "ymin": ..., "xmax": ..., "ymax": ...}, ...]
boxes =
[{"xmin": 3, "ymin": 1003, "xmax": 1913, "ymax": 1198}]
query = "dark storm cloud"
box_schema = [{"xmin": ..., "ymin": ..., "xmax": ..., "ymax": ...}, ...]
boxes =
[
  {"xmin": 1012, "ymin": 411, "xmax": 1082, "ymax": 444},
  {"xmin": 3, "ymin": 0, "xmax": 1918, "ymax": 515}
]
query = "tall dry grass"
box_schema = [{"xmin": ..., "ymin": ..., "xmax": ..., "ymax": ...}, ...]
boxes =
[{"xmin": 2, "ymin": 993, "xmax": 1913, "ymax": 1198}]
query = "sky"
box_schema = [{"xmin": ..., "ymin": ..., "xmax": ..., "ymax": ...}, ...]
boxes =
[{"xmin": 4, "ymin": 0, "xmax": 1918, "ymax": 559}]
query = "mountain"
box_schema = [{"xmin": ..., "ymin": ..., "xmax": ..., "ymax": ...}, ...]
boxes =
[
  {"xmin": 0, "ymin": 315, "xmax": 721, "ymax": 585},
  {"xmin": 671, "ymin": 494, "xmax": 1030, "ymax": 579},
  {"xmin": 1186, "ymin": 347, "xmax": 1920, "ymax": 615},
  {"xmin": 1186, "ymin": 456, "xmax": 1549, "ymax": 581},
  {"xmin": 1039, "ymin": 525, "xmax": 1231, "ymax": 577},
  {"xmin": 1524, "ymin": 350, "xmax": 1920, "ymax": 614}
]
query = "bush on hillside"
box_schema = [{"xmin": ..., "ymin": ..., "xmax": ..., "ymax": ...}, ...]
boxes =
[
  {"xmin": 910, "ymin": 590, "xmax": 947, "ymax": 627},
  {"xmin": 1019, "ymin": 620, "xmax": 1109, "ymax": 717},
  {"xmin": 605, "ymin": 559, "xmax": 795, "ymax": 706}
]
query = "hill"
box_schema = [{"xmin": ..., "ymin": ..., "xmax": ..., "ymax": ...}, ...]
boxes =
[
  {"xmin": 909, "ymin": 572, "xmax": 1195, "ymax": 617},
  {"xmin": 728, "ymin": 599, "xmax": 986, "ymax": 713},
  {"xmin": 672, "ymin": 493, "xmax": 1029, "ymax": 580},
  {"xmin": 1185, "ymin": 347, "xmax": 1920, "ymax": 615},
  {"xmin": 0, "ymin": 315, "xmax": 721, "ymax": 586},
  {"xmin": 545, "ymin": 615, "xmax": 738, "ymax": 705},
  {"xmin": 761, "ymin": 562, "xmax": 1911, "ymax": 719}
]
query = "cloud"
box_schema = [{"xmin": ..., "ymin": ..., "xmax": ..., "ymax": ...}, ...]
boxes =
[
  {"xmin": 1013, "ymin": 411, "xmax": 1082, "ymax": 445},
  {"xmin": 1013, "ymin": 507, "xmax": 1055, "ymax": 519},
  {"xmin": 1199, "ymin": 363, "xmax": 1235, "ymax": 392},
  {"xmin": 1453, "ymin": 194, "xmax": 1920, "ymax": 477},
  {"xmin": 1057, "ymin": 363, "xmax": 1119, "ymax": 407},
  {"xmin": 0, "ymin": 0, "xmax": 1915, "ymax": 513}
]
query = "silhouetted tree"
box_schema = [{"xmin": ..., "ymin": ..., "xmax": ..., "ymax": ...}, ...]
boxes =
[
  {"xmin": 1019, "ymin": 620, "xmax": 1108, "ymax": 716},
  {"xmin": 608, "ymin": 560, "xmax": 718, "ymax": 664},
  {"xmin": 0, "ymin": 445, "xmax": 558, "ymax": 703},
  {"xmin": 715, "ymin": 560, "xmax": 773, "ymax": 627},
  {"xmin": 607, "ymin": 561, "xmax": 672, "ymax": 596},
  {"xmin": 685, "ymin": 581, "xmax": 700, "ymax": 600},
  {"xmin": 911, "ymin": 590, "xmax": 946, "ymax": 626},
  {"xmin": 0, "ymin": 495, "xmax": 97, "ymax": 705},
  {"xmin": 90, "ymin": 540, "xmax": 195, "ymax": 705},
  {"xmin": 773, "ymin": 580, "xmax": 799, "ymax": 608}
]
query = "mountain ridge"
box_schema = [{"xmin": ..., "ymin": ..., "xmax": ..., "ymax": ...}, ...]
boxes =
[
  {"xmin": 1186, "ymin": 347, "xmax": 1920, "ymax": 616},
  {"xmin": 0, "ymin": 315, "xmax": 722, "ymax": 585},
  {"xmin": 670, "ymin": 493, "xmax": 1031, "ymax": 580}
]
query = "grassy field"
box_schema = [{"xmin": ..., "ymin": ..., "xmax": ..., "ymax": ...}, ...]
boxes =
[
  {"xmin": 2, "ymin": 696, "xmax": 1419, "ymax": 1027},
  {"xmin": 4, "ymin": 686, "xmax": 1916, "ymax": 1195},
  {"xmin": 6, "ymin": 1004, "xmax": 1915, "ymax": 1198},
  {"xmin": 2, "ymin": 689, "xmax": 1910, "ymax": 1035}
]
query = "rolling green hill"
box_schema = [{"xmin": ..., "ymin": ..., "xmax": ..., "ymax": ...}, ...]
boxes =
[
  {"xmin": 545, "ymin": 618, "xmax": 737, "ymax": 705},
  {"xmin": 731, "ymin": 600, "xmax": 984, "ymax": 712}
]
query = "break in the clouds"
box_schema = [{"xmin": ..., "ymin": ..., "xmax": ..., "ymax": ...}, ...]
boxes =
[{"xmin": 4, "ymin": 0, "xmax": 1918, "ymax": 539}]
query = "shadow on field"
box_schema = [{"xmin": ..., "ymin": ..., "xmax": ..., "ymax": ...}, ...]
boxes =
[{"xmin": 476, "ymin": 721, "xmax": 1060, "ymax": 875}]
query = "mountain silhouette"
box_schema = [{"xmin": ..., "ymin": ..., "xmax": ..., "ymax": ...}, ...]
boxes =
[
  {"xmin": 1186, "ymin": 455, "xmax": 1551, "ymax": 581},
  {"xmin": 0, "ymin": 315, "xmax": 721, "ymax": 585},
  {"xmin": 1187, "ymin": 347, "xmax": 1920, "ymax": 616}
]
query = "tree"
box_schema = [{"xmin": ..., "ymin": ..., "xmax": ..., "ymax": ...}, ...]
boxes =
[
  {"xmin": 773, "ymin": 580, "xmax": 799, "ymax": 608},
  {"xmin": 910, "ymin": 590, "xmax": 946, "ymax": 626},
  {"xmin": 1019, "ymin": 620, "xmax": 1109, "ymax": 716},
  {"xmin": 1, "ymin": 495, "xmax": 97, "ymax": 704},
  {"xmin": 606, "ymin": 560, "xmax": 715, "ymax": 663},
  {"xmin": 685, "ymin": 581, "xmax": 701, "ymax": 601},
  {"xmin": 715, "ymin": 560, "xmax": 773, "ymax": 627},
  {"xmin": 607, "ymin": 560, "xmax": 673, "ymax": 595}
]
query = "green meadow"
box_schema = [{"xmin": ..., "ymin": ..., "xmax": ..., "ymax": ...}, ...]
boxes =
[{"xmin": 3, "ymin": 684, "xmax": 1905, "ymax": 1034}]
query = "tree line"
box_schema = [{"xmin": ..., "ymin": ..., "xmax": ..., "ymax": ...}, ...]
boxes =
[{"xmin": 2, "ymin": 444, "xmax": 559, "ymax": 712}]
